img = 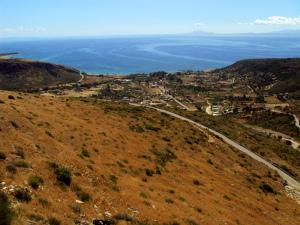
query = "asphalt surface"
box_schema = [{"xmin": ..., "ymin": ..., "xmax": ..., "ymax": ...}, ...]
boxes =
[{"xmin": 143, "ymin": 105, "xmax": 300, "ymax": 190}]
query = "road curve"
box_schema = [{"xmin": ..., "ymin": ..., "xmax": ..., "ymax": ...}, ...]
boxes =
[
  {"xmin": 271, "ymin": 109, "xmax": 300, "ymax": 130},
  {"xmin": 134, "ymin": 104, "xmax": 300, "ymax": 190},
  {"xmin": 78, "ymin": 72, "xmax": 84, "ymax": 83},
  {"xmin": 293, "ymin": 114, "xmax": 300, "ymax": 129}
]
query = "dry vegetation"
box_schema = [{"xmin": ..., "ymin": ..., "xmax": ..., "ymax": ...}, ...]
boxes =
[
  {"xmin": 0, "ymin": 91, "xmax": 299, "ymax": 225},
  {"xmin": 168, "ymin": 108, "xmax": 300, "ymax": 180}
]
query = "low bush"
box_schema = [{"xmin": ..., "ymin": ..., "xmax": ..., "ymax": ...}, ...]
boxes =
[
  {"xmin": 109, "ymin": 175, "xmax": 118, "ymax": 184},
  {"xmin": 187, "ymin": 219, "xmax": 200, "ymax": 225},
  {"xmin": 0, "ymin": 191, "xmax": 13, "ymax": 225},
  {"xmin": 28, "ymin": 176, "xmax": 44, "ymax": 189},
  {"xmin": 71, "ymin": 184, "xmax": 91, "ymax": 202},
  {"xmin": 165, "ymin": 198, "xmax": 174, "ymax": 204},
  {"xmin": 48, "ymin": 217, "xmax": 60, "ymax": 225},
  {"xmin": 0, "ymin": 152, "xmax": 6, "ymax": 160},
  {"xmin": 145, "ymin": 168, "xmax": 154, "ymax": 177},
  {"xmin": 48, "ymin": 162, "xmax": 72, "ymax": 186},
  {"xmin": 259, "ymin": 182, "xmax": 276, "ymax": 194},
  {"xmin": 15, "ymin": 160, "xmax": 30, "ymax": 168},
  {"xmin": 6, "ymin": 165, "xmax": 17, "ymax": 174},
  {"xmin": 145, "ymin": 124, "xmax": 160, "ymax": 132},
  {"xmin": 54, "ymin": 167, "xmax": 72, "ymax": 186},
  {"xmin": 151, "ymin": 148, "xmax": 177, "ymax": 167},
  {"xmin": 113, "ymin": 213, "xmax": 134, "ymax": 222},
  {"xmin": 69, "ymin": 204, "xmax": 81, "ymax": 214},
  {"xmin": 38, "ymin": 198, "xmax": 51, "ymax": 207},
  {"xmin": 14, "ymin": 188, "xmax": 32, "ymax": 202}
]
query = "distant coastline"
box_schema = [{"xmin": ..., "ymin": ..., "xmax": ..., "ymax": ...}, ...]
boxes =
[{"xmin": 1, "ymin": 34, "xmax": 300, "ymax": 75}]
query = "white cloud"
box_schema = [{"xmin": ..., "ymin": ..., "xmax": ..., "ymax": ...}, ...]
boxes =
[
  {"xmin": 0, "ymin": 26, "xmax": 46, "ymax": 36},
  {"xmin": 253, "ymin": 16, "xmax": 300, "ymax": 25}
]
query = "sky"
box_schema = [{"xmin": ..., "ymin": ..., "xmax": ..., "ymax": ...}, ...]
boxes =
[{"xmin": 0, "ymin": 0, "xmax": 300, "ymax": 37}]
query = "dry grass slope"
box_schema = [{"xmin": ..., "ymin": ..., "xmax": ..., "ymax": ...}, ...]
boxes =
[{"xmin": 0, "ymin": 91, "xmax": 299, "ymax": 225}]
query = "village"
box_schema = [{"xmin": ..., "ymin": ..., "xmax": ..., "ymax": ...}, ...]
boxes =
[{"xmin": 34, "ymin": 69, "xmax": 291, "ymax": 118}]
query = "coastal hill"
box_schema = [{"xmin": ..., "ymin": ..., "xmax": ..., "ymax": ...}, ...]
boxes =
[
  {"xmin": 0, "ymin": 59, "xmax": 81, "ymax": 91},
  {"xmin": 0, "ymin": 92, "xmax": 299, "ymax": 225},
  {"xmin": 216, "ymin": 58, "xmax": 300, "ymax": 97}
]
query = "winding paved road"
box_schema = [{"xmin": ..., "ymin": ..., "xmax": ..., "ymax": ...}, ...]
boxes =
[
  {"xmin": 78, "ymin": 72, "xmax": 84, "ymax": 83},
  {"xmin": 294, "ymin": 114, "xmax": 300, "ymax": 129},
  {"xmin": 271, "ymin": 109, "xmax": 300, "ymax": 130},
  {"xmin": 133, "ymin": 104, "xmax": 300, "ymax": 190},
  {"xmin": 245, "ymin": 125, "xmax": 300, "ymax": 151}
]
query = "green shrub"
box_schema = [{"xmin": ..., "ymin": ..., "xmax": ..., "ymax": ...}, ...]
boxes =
[
  {"xmin": 71, "ymin": 184, "xmax": 91, "ymax": 202},
  {"xmin": 48, "ymin": 163, "xmax": 72, "ymax": 186},
  {"xmin": 259, "ymin": 182, "xmax": 276, "ymax": 194},
  {"xmin": 38, "ymin": 198, "xmax": 50, "ymax": 207},
  {"xmin": 54, "ymin": 167, "xmax": 72, "ymax": 186},
  {"xmin": 6, "ymin": 165, "xmax": 17, "ymax": 174},
  {"xmin": 28, "ymin": 176, "xmax": 44, "ymax": 189},
  {"xmin": 128, "ymin": 124, "xmax": 144, "ymax": 133},
  {"xmin": 145, "ymin": 168, "xmax": 154, "ymax": 177},
  {"xmin": 48, "ymin": 217, "xmax": 60, "ymax": 225},
  {"xmin": 47, "ymin": 162, "xmax": 59, "ymax": 170},
  {"xmin": 0, "ymin": 152, "xmax": 6, "ymax": 160},
  {"xmin": 187, "ymin": 219, "xmax": 200, "ymax": 225},
  {"xmin": 165, "ymin": 198, "xmax": 174, "ymax": 204},
  {"xmin": 140, "ymin": 192, "xmax": 148, "ymax": 199},
  {"xmin": 108, "ymin": 175, "xmax": 119, "ymax": 192},
  {"xmin": 113, "ymin": 213, "xmax": 134, "ymax": 222},
  {"xmin": 279, "ymin": 165, "xmax": 296, "ymax": 177},
  {"xmin": 145, "ymin": 124, "xmax": 160, "ymax": 132},
  {"xmin": 69, "ymin": 204, "xmax": 81, "ymax": 214},
  {"xmin": 151, "ymin": 148, "xmax": 177, "ymax": 167},
  {"xmin": 109, "ymin": 175, "xmax": 118, "ymax": 184},
  {"xmin": 15, "ymin": 160, "xmax": 30, "ymax": 168},
  {"xmin": 0, "ymin": 191, "xmax": 13, "ymax": 225},
  {"xmin": 14, "ymin": 188, "xmax": 31, "ymax": 202}
]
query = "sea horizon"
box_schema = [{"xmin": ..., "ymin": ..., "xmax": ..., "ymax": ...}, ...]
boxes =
[{"xmin": 1, "ymin": 33, "xmax": 300, "ymax": 75}]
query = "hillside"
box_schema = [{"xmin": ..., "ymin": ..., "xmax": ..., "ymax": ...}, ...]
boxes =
[
  {"xmin": 0, "ymin": 92, "xmax": 299, "ymax": 225},
  {"xmin": 217, "ymin": 58, "xmax": 300, "ymax": 97},
  {"xmin": 0, "ymin": 59, "xmax": 81, "ymax": 91}
]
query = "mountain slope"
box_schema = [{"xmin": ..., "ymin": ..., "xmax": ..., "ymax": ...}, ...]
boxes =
[
  {"xmin": 0, "ymin": 92, "xmax": 299, "ymax": 225},
  {"xmin": 217, "ymin": 58, "xmax": 300, "ymax": 97},
  {"xmin": 0, "ymin": 59, "xmax": 81, "ymax": 91}
]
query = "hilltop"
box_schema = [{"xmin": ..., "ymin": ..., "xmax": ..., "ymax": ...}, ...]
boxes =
[
  {"xmin": 0, "ymin": 59, "xmax": 81, "ymax": 91},
  {"xmin": 216, "ymin": 58, "xmax": 300, "ymax": 97},
  {"xmin": 0, "ymin": 92, "xmax": 299, "ymax": 225}
]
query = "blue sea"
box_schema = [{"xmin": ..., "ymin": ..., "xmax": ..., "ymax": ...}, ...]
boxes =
[{"xmin": 1, "ymin": 35, "xmax": 300, "ymax": 74}]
